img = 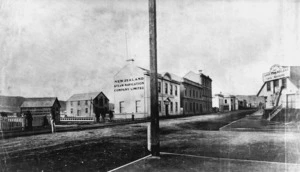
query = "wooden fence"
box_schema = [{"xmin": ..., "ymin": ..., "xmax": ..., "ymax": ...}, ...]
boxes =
[
  {"xmin": 0, "ymin": 115, "xmax": 50, "ymax": 131},
  {"xmin": 60, "ymin": 116, "xmax": 96, "ymax": 122},
  {"xmin": 0, "ymin": 116, "xmax": 25, "ymax": 131}
]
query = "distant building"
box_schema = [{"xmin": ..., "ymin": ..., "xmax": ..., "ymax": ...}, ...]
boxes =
[
  {"xmin": 66, "ymin": 92, "xmax": 109, "ymax": 117},
  {"xmin": 20, "ymin": 97, "xmax": 61, "ymax": 122},
  {"xmin": 235, "ymin": 99, "xmax": 239, "ymax": 110},
  {"xmin": 237, "ymin": 99, "xmax": 247, "ymax": 109},
  {"xmin": 114, "ymin": 61, "xmax": 181, "ymax": 118},
  {"xmin": 212, "ymin": 93, "xmax": 224, "ymax": 112},
  {"xmin": 235, "ymin": 95, "xmax": 265, "ymax": 109},
  {"xmin": 223, "ymin": 95, "xmax": 236, "ymax": 111}
]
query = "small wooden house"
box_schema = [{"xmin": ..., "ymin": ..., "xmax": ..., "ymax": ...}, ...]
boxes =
[{"xmin": 20, "ymin": 97, "xmax": 61, "ymax": 123}]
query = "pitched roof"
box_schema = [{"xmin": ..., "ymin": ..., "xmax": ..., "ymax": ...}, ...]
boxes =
[
  {"xmin": 162, "ymin": 72, "xmax": 182, "ymax": 82},
  {"xmin": 183, "ymin": 71, "xmax": 201, "ymax": 84},
  {"xmin": 67, "ymin": 92, "xmax": 105, "ymax": 101},
  {"xmin": 21, "ymin": 97, "xmax": 59, "ymax": 108}
]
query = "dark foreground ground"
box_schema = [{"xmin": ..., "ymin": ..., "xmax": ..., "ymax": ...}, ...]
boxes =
[
  {"xmin": 112, "ymin": 153, "xmax": 300, "ymax": 172},
  {"xmin": 2, "ymin": 109, "xmax": 299, "ymax": 172}
]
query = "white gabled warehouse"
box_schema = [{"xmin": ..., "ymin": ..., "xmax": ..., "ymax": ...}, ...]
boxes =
[{"xmin": 114, "ymin": 61, "xmax": 181, "ymax": 119}]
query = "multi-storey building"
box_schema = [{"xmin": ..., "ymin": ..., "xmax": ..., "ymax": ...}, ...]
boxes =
[
  {"xmin": 201, "ymin": 72, "xmax": 213, "ymax": 113},
  {"xmin": 180, "ymin": 71, "xmax": 203, "ymax": 115},
  {"xmin": 66, "ymin": 92, "xmax": 109, "ymax": 117},
  {"xmin": 114, "ymin": 61, "xmax": 181, "ymax": 118}
]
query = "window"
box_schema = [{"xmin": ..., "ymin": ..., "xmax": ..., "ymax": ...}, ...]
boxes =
[
  {"xmin": 77, "ymin": 110, "xmax": 80, "ymax": 116},
  {"xmin": 190, "ymin": 103, "xmax": 192, "ymax": 111},
  {"xmin": 185, "ymin": 102, "xmax": 188, "ymax": 111},
  {"xmin": 282, "ymin": 78, "xmax": 286, "ymax": 88},
  {"xmin": 193, "ymin": 90, "xmax": 195, "ymax": 98},
  {"xmin": 71, "ymin": 108, "xmax": 73, "ymax": 114},
  {"xmin": 185, "ymin": 88, "xmax": 187, "ymax": 96},
  {"xmin": 190, "ymin": 90, "xmax": 192, "ymax": 97},
  {"xmin": 267, "ymin": 82, "xmax": 271, "ymax": 91},
  {"xmin": 196, "ymin": 103, "xmax": 198, "ymax": 111},
  {"xmin": 196, "ymin": 91, "xmax": 198, "ymax": 98},
  {"xmin": 274, "ymin": 79, "xmax": 279, "ymax": 87},
  {"xmin": 120, "ymin": 101, "xmax": 124, "ymax": 113},
  {"xmin": 85, "ymin": 100, "xmax": 88, "ymax": 105},
  {"xmin": 78, "ymin": 101, "xmax": 80, "ymax": 105},
  {"xmin": 225, "ymin": 99, "xmax": 227, "ymax": 104},
  {"xmin": 85, "ymin": 108, "xmax": 88, "ymax": 113},
  {"xmin": 99, "ymin": 98, "xmax": 103, "ymax": 106},
  {"xmin": 158, "ymin": 82, "xmax": 161, "ymax": 93},
  {"xmin": 170, "ymin": 102, "xmax": 173, "ymax": 112},
  {"xmin": 175, "ymin": 102, "xmax": 178, "ymax": 112},
  {"xmin": 170, "ymin": 85, "xmax": 173, "ymax": 95},
  {"xmin": 165, "ymin": 83, "xmax": 168, "ymax": 94},
  {"xmin": 71, "ymin": 101, "xmax": 73, "ymax": 106},
  {"xmin": 175, "ymin": 86, "xmax": 178, "ymax": 96},
  {"xmin": 158, "ymin": 101, "xmax": 161, "ymax": 112},
  {"xmin": 136, "ymin": 100, "xmax": 141, "ymax": 113}
]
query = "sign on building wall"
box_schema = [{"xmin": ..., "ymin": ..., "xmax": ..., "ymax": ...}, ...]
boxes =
[
  {"xmin": 263, "ymin": 65, "xmax": 290, "ymax": 82},
  {"xmin": 114, "ymin": 77, "xmax": 144, "ymax": 92}
]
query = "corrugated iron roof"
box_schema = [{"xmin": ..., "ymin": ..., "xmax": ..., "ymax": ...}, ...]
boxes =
[
  {"xmin": 21, "ymin": 97, "xmax": 59, "ymax": 108},
  {"xmin": 67, "ymin": 92, "xmax": 104, "ymax": 101}
]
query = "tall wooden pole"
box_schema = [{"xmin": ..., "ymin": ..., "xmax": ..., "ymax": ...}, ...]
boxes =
[{"xmin": 149, "ymin": 0, "xmax": 159, "ymax": 156}]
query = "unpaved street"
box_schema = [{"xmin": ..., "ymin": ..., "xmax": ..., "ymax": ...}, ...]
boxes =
[{"xmin": 1, "ymin": 110, "xmax": 299, "ymax": 172}]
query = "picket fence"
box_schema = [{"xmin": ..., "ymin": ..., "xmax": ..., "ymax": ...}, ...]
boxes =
[{"xmin": 0, "ymin": 115, "xmax": 50, "ymax": 131}]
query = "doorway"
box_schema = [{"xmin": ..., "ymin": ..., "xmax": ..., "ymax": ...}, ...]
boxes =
[{"xmin": 165, "ymin": 104, "xmax": 169, "ymax": 116}]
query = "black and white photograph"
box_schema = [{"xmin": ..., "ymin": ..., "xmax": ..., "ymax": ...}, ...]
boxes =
[{"xmin": 1, "ymin": 0, "xmax": 300, "ymax": 171}]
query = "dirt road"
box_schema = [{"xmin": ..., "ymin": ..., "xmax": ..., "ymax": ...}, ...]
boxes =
[{"xmin": 1, "ymin": 110, "xmax": 299, "ymax": 172}]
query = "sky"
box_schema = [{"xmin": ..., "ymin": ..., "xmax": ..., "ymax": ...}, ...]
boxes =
[{"xmin": 0, "ymin": 0, "xmax": 300, "ymax": 101}]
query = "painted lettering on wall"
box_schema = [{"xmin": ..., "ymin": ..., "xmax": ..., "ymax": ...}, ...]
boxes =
[
  {"xmin": 114, "ymin": 77, "xmax": 144, "ymax": 92},
  {"xmin": 263, "ymin": 65, "xmax": 290, "ymax": 82}
]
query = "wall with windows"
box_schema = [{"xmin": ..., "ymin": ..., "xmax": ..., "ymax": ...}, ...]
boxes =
[
  {"xmin": 223, "ymin": 96, "xmax": 236, "ymax": 111},
  {"xmin": 114, "ymin": 63, "xmax": 147, "ymax": 119},
  {"xmin": 156, "ymin": 73, "xmax": 181, "ymax": 116},
  {"xmin": 257, "ymin": 66, "xmax": 300, "ymax": 109},
  {"xmin": 258, "ymin": 77, "xmax": 300, "ymax": 109},
  {"xmin": 66, "ymin": 93, "xmax": 109, "ymax": 117},
  {"xmin": 180, "ymin": 77, "xmax": 204, "ymax": 115},
  {"xmin": 114, "ymin": 63, "xmax": 181, "ymax": 119},
  {"xmin": 67, "ymin": 100, "xmax": 91, "ymax": 117}
]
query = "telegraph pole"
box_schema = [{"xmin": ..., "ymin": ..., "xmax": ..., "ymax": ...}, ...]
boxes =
[{"xmin": 149, "ymin": 0, "xmax": 159, "ymax": 156}]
